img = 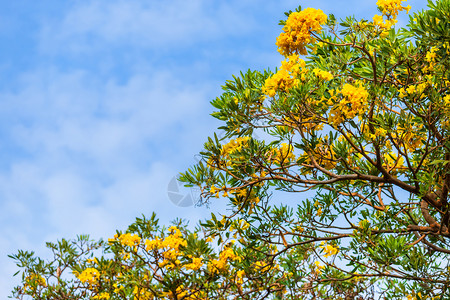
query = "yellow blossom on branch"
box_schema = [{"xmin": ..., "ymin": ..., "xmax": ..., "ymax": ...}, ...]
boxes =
[
  {"xmin": 92, "ymin": 292, "xmax": 110, "ymax": 300},
  {"xmin": 118, "ymin": 233, "xmax": 141, "ymax": 248},
  {"xmin": 262, "ymin": 54, "xmax": 305, "ymax": 97},
  {"xmin": 320, "ymin": 242, "xmax": 339, "ymax": 257},
  {"xmin": 276, "ymin": 8, "xmax": 327, "ymax": 56},
  {"xmin": 313, "ymin": 68, "xmax": 333, "ymax": 81},
  {"xmin": 23, "ymin": 273, "xmax": 47, "ymax": 292},
  {"xmin": 161, "ymin": 227, "xmax": 187, "ymax": 250},
  {"xmin": 328, "ymin": 82, "xmax": 369, "ymax": 126},
  {"xmin": 317, "ymin": 207, "xmax": 323, "ymax": 216},
  {"xmin": 383, "ymin": 151, "xmax": 405, "ymax": 172},
  {"xmin": 376, "ymin": 0, "xmax": 411, "ymax": 18},
  {"xmin": 207, "ymin": 246, "xmax": 240, "ymax": 274},
  {"xmin": 299, "ymin": 139, "xmax": 336, "ymax": 171},
  {"xmin": 392, "ymin": 123, "xmax": 426, "ymax": 153},
  {"xmin": 314, "ymin": 261, "xmax": 325, "ymax": 274},
  {"xmin": 373, "ymin": 14, "xmax": 397, "ymax": 30},
  {"xmin": 221, "ymin": 137, "xmax": 250, "ymax": 159},
  {"xmin": 144, "ymin": 237, "xmax": 162, "ymax": 251},
  {"xmin": 184, "ymin": 257, "xmax": 203, "ymax": 271},
  {"xmin": 271, "ymin": 143, "xmax": 296, "ymax": 164},
  {"xmin": 426, "ymin": 46, "xmax": 438, "ymax": 63},
  {"xmin": 76, "ymin": 268, "xmax": 100, "ymax": 285}
]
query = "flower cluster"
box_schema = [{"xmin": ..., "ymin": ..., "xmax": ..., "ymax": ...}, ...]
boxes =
[
  {"xmin": 392, "ymin": 123, "xmax": 426, "ymax": 153},
  {"xmin": 184, "ymin": 256, "xmax": 203, "ymax": 271},
  {"xmin": 262, "ymin": 54, "xmax": 305, "ymax": 97},
  {"xmin": 276, "ymin": 8, "xmax": 327, "ymax": 56},
  {"xmin": 117, "ymin": 233, "xmax": 141, "ymax": 248},
  {"xmin": 270, "ymin": 143, "xmax": 296, "ymax": 165},
  {"xmin": 76, "ymin": 268, "xmax": 100, "ymax": 285},
  {"xmin": 372, "ymin": 14, "xmax": 397, "ymax": 30},
  {"xmin": 328, "ymin": 82, "xmax": 369, "ymax": 126},
  {"xmin": 443, "ymin": 94, "xmax": 450, "ymax": 128},
  {"xmin": 207, "ymin": 136, "xmax": 252, "ymax": 170},
  {"xmin": 208, "ymin": 246, "xmax": 240, "ymax": 274},
  {"xmin": 23, "ymin": 273, "xmax": 47, "ymax": 293},
  {"xmin": 221, "ymin": 136, "xmax": 250, "ymax": 158},
  {"xmin": 144, "ymin": 226, "xmax": 188, "ymax": 269},
  {"xmin": 376, "ymin": 0, "xmax": 411, "ymax": 19},
  {"xmin": 299, "ymin": 139, "xmax": 336, "ymax": 172},
  {"xmin": 320, "ymin": 242, "xmax": 339, "ymax": 258},
  {"xmin": 382, "ymin": 151, "xmax": 405, "ymax": 172},
  {"xmin": 426, "ymin": 46, "xmax": 438, "ymax": 63},
  {"xmin": 444, "ymin": 95, "xmax": 450, "ymax": 110},
  {"xmin": 92, "ymin": 292, "xmax": 110, "ymax": 300},
  {"xmin": 373, "ymin": 0, "xmax": 410, "ymax": 32},
  {"xmin": 313, "ymin": 68, "xmax": 333, "ymax": 81},
  {"xmin": 235, "ymin": 270, "xmax": 246, "ymax": 285},
  {"xmin": 373, "ymin": 0, "xmax": 410, "ymax": 30},
  {"xmin": 314, "ymin": 261, "xmax": 325, "ymax": 274}
]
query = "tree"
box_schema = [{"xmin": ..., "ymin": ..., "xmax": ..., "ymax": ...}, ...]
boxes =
[{"xmin": 10, "ymin": 0, "xmax": 450, "ymax": 299}]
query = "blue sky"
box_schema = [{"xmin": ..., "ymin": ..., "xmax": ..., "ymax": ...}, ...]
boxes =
[{"xmin": 0, "ymin": 0, "xmax": 428, "ymax": 297}]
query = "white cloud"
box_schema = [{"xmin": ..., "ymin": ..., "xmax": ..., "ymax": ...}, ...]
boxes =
[
  {"xmin": 38, "ymin": 0, "xmax": 261, "ymax": 55},
  {"xmin": 0, "ymin": 63, "xmax": 217, "ymax": 296},
  {"xmin": 4, "ymin": 68, "xmax": 206, "ymax": 163}
]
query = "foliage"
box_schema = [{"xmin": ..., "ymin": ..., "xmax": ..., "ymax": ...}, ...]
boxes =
[{"xmin": 10, "ymin": 0, "xmax": 450, "ymax": 299}]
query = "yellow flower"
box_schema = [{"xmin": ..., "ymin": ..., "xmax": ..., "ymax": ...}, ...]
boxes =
[
  {"xmin": 276, "ymin": 8, "xmax": 327, "ymax": 56},
  {"xmin": 314, "ymin": 261, "xmax": 325, "ymax": 274},
  {"xmin": 376, "ymin": 0, "xmax": 409, "ymax": 19},
  {"xmin": 426, "ymin": 46, "xmax": 438, "ymax": 63},
  {"xmin": 76, "ymin": 268, "xmax": 100, "ymax": 285},
  {"xmin": 236, "ymin": 270, "xmax": 245, "ymax": 285},
  {"xmin": 443, "ymin": 94, "xmax": 450, "ymax": 106},
  {"xmin": 133, "ymin": 286, "xmax": 153, "ymax": 299},
  {"xmin": 358, "ymin": 219, "xmax": 370, "ymax": 229},
  {"xmin": 93, "ymin": 292, "xmax": 110, "ymax": 300},
  {"xmin": 271, "ymin": 143, "xmax": 296, "ymax": 164},
  {"xmin": 313, "ymin": 68, "xmax": 333, "ymax": 81},
  {"xmin": 184, "ymin": 257, "xmax": 203, "ymax": 271},
  {"xmin": 317, "ymin": 207, "xmax": 323, "ymax": 216},
  {"xmin": 161, "ymin": 227, "xmax": 187, "ymax": 250},
  {"xmin": 373, "ymin": 14, "xmax": 384, "ymax": 26},
  {"xmin": 262, "ymin": 54, "xmax": 304, "ymax": 97},
  {"xmin": 328, "ymin": 82, "xmax": 369, "ymax": 126},
  {"xmin": 221, "ymin": 136, "xmax": 250, "ymax": 158},
  {"xmin": 321, "ymin": 243, "xmax": 339, "ymax": 257},
  {"xmin": 118, "ymin": 233, "xmax": 141, "ymax": 247},
  {"xmin": 23, "ymin": 273, "xmax": 47, "ymax": 292},
  {"xmin": 207, "ymin": 246, "xmax": 240, "ymax": 274},
  {"xmin": 144, "ymin": 238, "xmax": 162, "ymax": 250},
  {"xmin": 406, "ymin": 85, "xmax": 416, "ymax": 94},
  {"xmin": 398, "ymin": 87, "xmax": 406, "ymax": 98}
]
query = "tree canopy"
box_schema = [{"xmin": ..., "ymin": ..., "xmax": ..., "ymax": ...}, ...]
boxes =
[{"xmin": 10, "ymin": 0, "xmax": 450, "ymax": 299}]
